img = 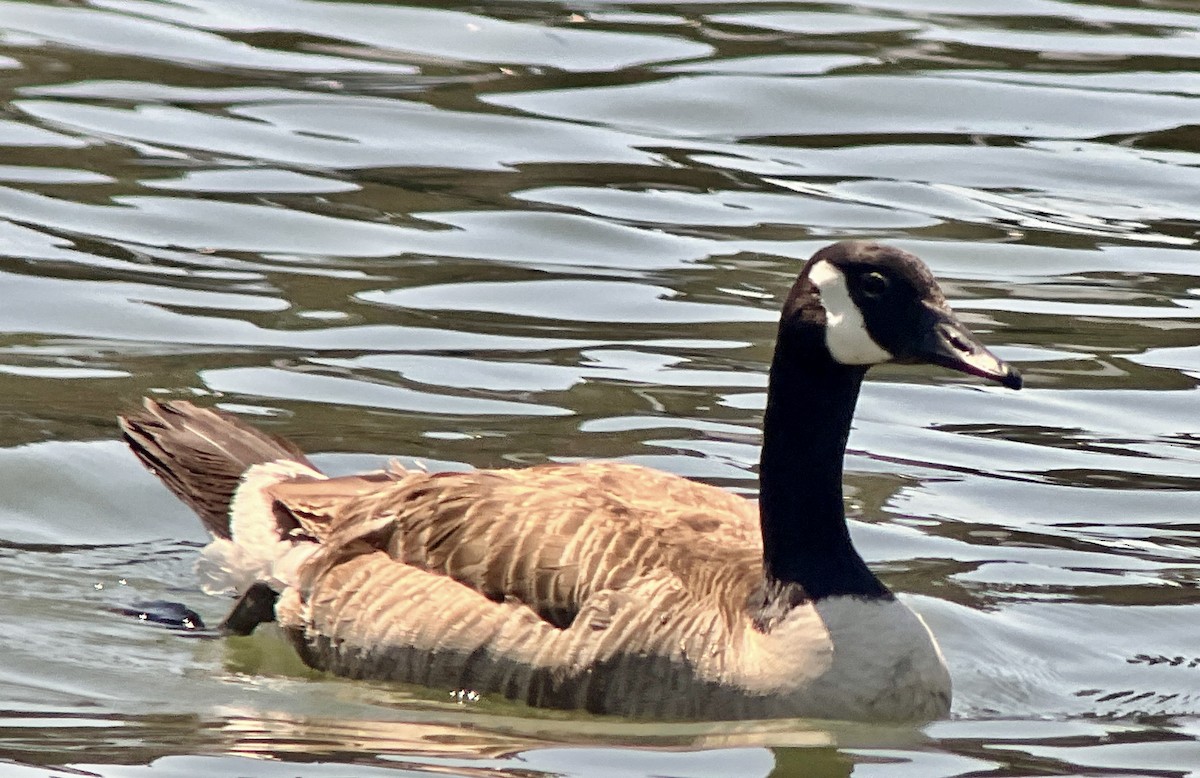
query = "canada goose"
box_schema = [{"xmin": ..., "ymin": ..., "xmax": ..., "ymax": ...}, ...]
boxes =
[{"xmin": 120, "ymin": 241, "xmax": 1021, "ymax": 722}]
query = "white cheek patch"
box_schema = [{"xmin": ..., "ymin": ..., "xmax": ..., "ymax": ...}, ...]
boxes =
[{"xmin": 808, "ymin": 260, "xmax": 893, "ymax": 365}]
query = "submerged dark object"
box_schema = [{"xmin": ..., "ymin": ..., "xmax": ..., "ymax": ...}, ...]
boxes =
[
  {"xmin": 112, "ymin": 599, "xmax": 206, "ymax": 631},
  {"xmin": 220, "ymin": 582, "xmax": 279, "ymax": 636}
]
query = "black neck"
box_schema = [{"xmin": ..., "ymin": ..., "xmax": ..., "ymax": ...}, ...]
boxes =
[{"xmin": 757, "ymin": 320, "xmax": 891, "ymax": 601}]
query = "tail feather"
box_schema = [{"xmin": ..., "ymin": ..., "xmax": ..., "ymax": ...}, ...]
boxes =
[{"xmin": 119, "ymin": 398, "xmax": 315, "ymax": 539}]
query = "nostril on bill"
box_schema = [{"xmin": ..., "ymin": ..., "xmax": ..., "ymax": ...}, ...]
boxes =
[{"xmin": 942, "ymin": 324, "xmax": 974, "ymax": 353}]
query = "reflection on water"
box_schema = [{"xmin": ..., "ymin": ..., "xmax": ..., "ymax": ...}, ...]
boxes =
[{"xmin": 1, "ymin": 0, "xmax": 1200, "ymax": 775}]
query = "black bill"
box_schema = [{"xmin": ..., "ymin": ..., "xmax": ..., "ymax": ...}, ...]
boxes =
[{"xmin": 912, "ymin": 305, "xmax": 1022, "ymax": 390}]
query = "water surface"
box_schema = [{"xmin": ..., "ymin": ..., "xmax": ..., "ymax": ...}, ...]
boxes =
[{"xmin": 1, "ymin": 0, "xmax": 1199, "ymax": 775}]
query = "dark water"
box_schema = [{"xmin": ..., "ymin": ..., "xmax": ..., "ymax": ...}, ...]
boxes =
[{"xmin": 1, "ymin": 0, "xmax": 1200, "ymax": 775}]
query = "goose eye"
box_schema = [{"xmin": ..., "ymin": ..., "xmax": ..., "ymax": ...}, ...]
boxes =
[{"xmin": 860, "ymin": 271, "xmax": 890, "ymax": 299}]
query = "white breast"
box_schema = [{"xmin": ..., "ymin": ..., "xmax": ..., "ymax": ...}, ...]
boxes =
[{"xmin": 736, "ymin": 596, "xmax": 951, "ymax": 721}]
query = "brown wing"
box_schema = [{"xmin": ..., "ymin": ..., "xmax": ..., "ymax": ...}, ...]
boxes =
[
  {"xmin": 268, "ymin": 461, "xmax": 762, "ymax": 630},
  {"xmin": 277, "ymin": 549, "xmax": 747, "ymax": 717}
]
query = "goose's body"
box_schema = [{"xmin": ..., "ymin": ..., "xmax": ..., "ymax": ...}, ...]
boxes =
[{"xmin": 121, "ymin": 242, "xmax": 1020, "ymax": 722}]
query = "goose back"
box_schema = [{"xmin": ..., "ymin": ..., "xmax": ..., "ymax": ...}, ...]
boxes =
[{"xmin": 269, "ymin": 462, "xmax": 763, "ymax": 634}]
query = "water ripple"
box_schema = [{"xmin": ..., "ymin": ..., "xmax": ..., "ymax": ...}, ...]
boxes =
[{"xmin": 1, "ymin": 0, "xmax": 1199, "ymax": 774}]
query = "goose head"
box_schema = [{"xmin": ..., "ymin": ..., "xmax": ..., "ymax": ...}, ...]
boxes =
[
  {"xmin": 783, "ymin": 241, "xmax": 1022, "ymax": 389},
  {"xmin": 758, "ymin": 241, "xmax": 1020, "ymax": 600}
]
